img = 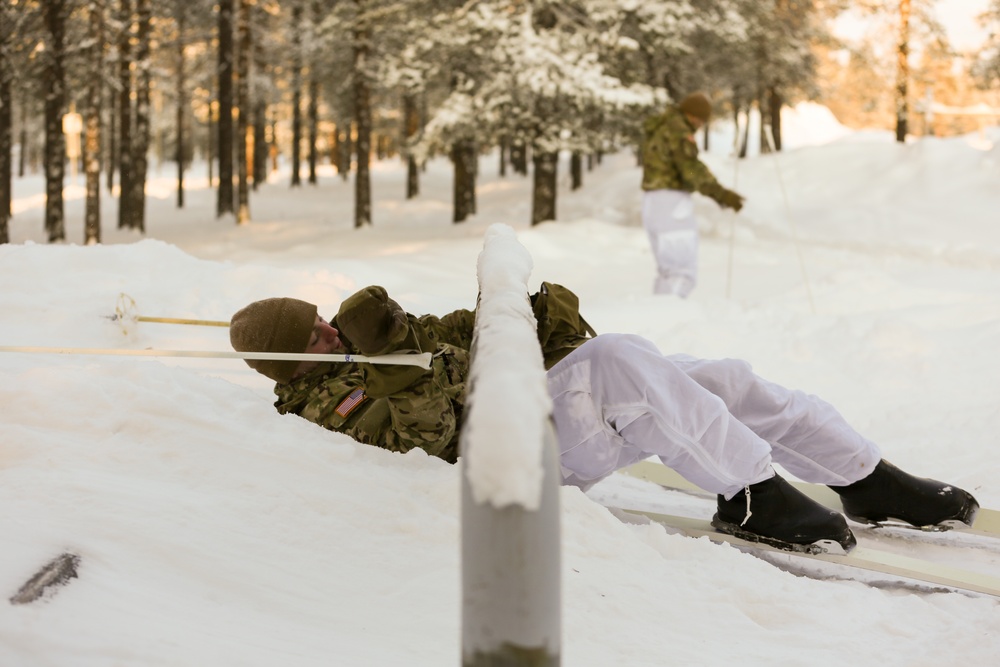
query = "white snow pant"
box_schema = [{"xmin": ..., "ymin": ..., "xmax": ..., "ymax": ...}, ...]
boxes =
[
  {"xmin": 642, "ymin": 189, "xmax": 698, "ymax": 297},
  {"xmin": 548, "ymin": 334, "xmax": 882, "ymax": 499}
]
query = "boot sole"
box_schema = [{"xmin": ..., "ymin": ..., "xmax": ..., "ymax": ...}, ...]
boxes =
[
  {"xmin": 711, "ymin": 515, "xmax": 856, "ymax": 555},
  {"xmin": 845, "ymin": 500, "xmax": 980, "ymax": 532}
]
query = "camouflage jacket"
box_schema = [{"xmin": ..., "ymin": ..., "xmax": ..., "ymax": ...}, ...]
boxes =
[
  {"xmin": 272, "ymin": 283, "xmax": 594, "ymax": 463},
  {"xmin": 641, "ymin": 105, "xmax": 732, "ymax": 206}
]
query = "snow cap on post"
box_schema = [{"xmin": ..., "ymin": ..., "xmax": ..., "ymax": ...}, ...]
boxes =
[
  {"xmin": 464, "ymin": 223, "xmax": 552, "ymax": 510},
  {"xmin": 230, "ymin": 297, "xmax": 317, "ymax": 384}
]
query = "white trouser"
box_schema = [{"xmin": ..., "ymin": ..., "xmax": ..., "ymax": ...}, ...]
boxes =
[
  {"xmin": 642, "ymin": 189, "xmax": 698, "ymax": 297},
  {"xmin": 548, "ymin": 334, "xmax": 882, "ymax": 499}
]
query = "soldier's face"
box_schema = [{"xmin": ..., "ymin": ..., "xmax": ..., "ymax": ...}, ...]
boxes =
[
  {"xmin": 293, "ymin": 315, "xmax": 345, "ymax": 378},
  {"xmin": 685, "ymin": 114, "xmax": 704, "ymax": 130}
]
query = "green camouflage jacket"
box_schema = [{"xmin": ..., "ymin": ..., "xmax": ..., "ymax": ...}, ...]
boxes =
[
  {"xmin": 273, "ymin": 283, "xmax": 593, "ymax": 463},
  {"xmin": 641, "ymin": 105, "xmax": 735, "ymax": 207}
]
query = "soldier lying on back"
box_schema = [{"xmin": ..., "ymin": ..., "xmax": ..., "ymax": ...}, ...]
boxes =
[{"xmin": 230, "ymin": 283, "xmax": 978, "ymax": 553}]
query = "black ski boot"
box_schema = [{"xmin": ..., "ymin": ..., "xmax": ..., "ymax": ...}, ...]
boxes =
[
  {"xmin": 712, "ymin": 474, "xmax": 856, "ymax": 554},
  {"xmin": 829, "ymin": 459, "xmax": 979, "ymax": 529}
]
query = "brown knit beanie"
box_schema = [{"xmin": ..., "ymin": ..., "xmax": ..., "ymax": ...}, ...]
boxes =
[
  {"xmin": 230, "ymin": 297, "xmax": 318, "ymax": 384},
  {"xmin": 679, "ymin": 92, "xmax": 712, "ymax": 122}
]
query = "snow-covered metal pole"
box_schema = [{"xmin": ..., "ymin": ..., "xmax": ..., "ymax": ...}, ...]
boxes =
[{"xmin": 460, "ymin": 224, "xmax": 560, "ymax": 666}]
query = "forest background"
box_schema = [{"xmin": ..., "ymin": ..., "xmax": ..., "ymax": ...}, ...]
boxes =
[{"xmin": 1, "ymin": 0, "xmax": 1000, "ymax": 246}]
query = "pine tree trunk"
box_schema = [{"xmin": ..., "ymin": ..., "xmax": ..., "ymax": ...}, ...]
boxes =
[
  {"xmin": 452, "ymin": 138, "xmax": 475, "ymax": 223},
  {"xmin": 175, "ymin": 1, "xmax": 186, "ymax": 208},
  {"xmin": 403, "ymin": 93, "xmax": 419, "ymax": 198},
  {"xmin": 307, "ymin": 3, "xmax": 319, "ymax": 186},
  {"xmin": 252, "ymin": 18, "xmax": 267, "ymax": 190},
  {"xmin": 895, "ymin": 0, "xmax": 911, "ymax": 143},
  {"xmin": 18, "ymin": 94, "xmax": 27, "ymax": 179},
  {"xmin": 270, "ymin": 116, "xmax": 279, "ymax": 173},
  {"xmin": 331, "ymin": 128, "xmax": 341, "ymax": 174},
  {"xmin": 353, "ymin": 17, "xmax": 372, "ymax": 228},
  {"xmin": 43, "ymin": 0, "xmax": 67, "ymax": 242},
  {"xmin": 106, "ymin": 63, "xmax": 116, "ymax": 193},
  {"xmin": 570, "ymin": 151, "xmax": 582, "ymax": 190},
  {"xmin": 341, "ymin": 125, "xmax": 352, "ymax": 182},
  {"xmin": 253, "ymin": 101, "xmax": 267, "ymax": 188},
  {"xmin": 511, "ymin": 139, "xmax": 527, "ymax": 175},
  {"xmin": 1, "ymin": 75, "xmax": 10, "ymax": 244},
  {"xmin": 117, "ymin": 0, "xmax": 132, "ymax": 228},
  {"xmin": 498, "ymin": 134, "xmax": 508, "ymax": 178},
  {"xmin": 1, "ymin": 41, "xmax": 12, "ymax": 241},
  {"xmin": 758, "ymin": 96, "xmax": 771, "ymax": 155},
  {"xmin": 129, "ymin": 0, "xmax": 151, "ymax": 233},
  {"xmin": 207, "ymin": 93, "xmax": 215, "ymax": 187},
  {"xmin": 290, "ymin": 1, "xmax": 303, "ymax": 187},
  {"xmin": 84, "ymin": 1, "xmax": 105, "ymax": 245},
  {"xmin": 531, "ymin": 150, "xmax": 557, "ymax": 226},
  {"xmin": 768, "ymin": 86, "xmax": 782, "ymax": 151},
  {"xmin": 737, "ymin": 104, "xmax": 750, "ymax": 159},
  {"xmin": 307, "ymin": 73, "xmax": 318, "ymax": 184},
  {"xmin": 469, "ymin": 141, "xmax": 477, "ymax": 215},
  {"xmin": 235, "ymin": 0, "xmax": 250, "ymax": 223},
  {"xmin": 350, "ymin": 0, "xmax": 370, "ymax": 224},
  {"xmin": 217, "ymin": 0, "xmax": 235, "ymax": 216}
]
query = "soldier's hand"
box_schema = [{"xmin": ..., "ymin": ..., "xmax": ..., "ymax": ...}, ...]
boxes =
[
  {"xmin": 721, "ymin": 190, "xmax": 744, "ymax": 212},
  {"xmin": 336, "ymin": 286, "xmax": 409, "ymax": 356}
]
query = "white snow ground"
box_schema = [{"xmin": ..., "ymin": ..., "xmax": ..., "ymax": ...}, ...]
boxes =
[{"xmin": 2, "ymin": 104, "xmax": 999, "ymax": 665}]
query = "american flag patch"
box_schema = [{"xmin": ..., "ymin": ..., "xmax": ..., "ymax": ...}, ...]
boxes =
[{"xmin": 335, "ymin": 388, "xmax": 367, "ymax": 418}]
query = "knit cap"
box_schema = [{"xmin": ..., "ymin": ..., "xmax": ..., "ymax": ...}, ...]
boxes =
[
  {"xmin": 230, "ymin": 297, "xmax": 318, "ymax": 384},
  {"xmin": 679, "ymin": 92, "xmax": 712, "ymax": 122}
]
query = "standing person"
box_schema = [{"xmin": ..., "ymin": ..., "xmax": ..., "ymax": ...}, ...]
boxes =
[
  {"xmin": 641, "ymin": 92, "xmax": 745, "ymax": 297},
  {"xmin": 229, "ymin": 284, "xmax": 979, "ymax": 554}
]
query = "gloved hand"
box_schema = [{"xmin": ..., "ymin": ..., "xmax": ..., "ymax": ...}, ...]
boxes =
[
  {"xmin": 720, "ymin": 189, "xmax": 744, "ymax": 212},
  {"xmin": 335, "ymin": 286, "xmax": 409, "ymax": 356}
]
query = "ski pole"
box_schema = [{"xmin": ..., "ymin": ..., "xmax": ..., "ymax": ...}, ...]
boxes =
[
  {"xmin": 107, "ymin": 293, "xmax": 230, "ymax": 331},
  {"xmin": 0, "ymin": 346, "xmax": 434, "ymax": 369},
  {"xmin": 762, "ymin": 124, "xmax": 816, "ymax": 315},
  {"xmin": 108, "ymin": 314, "xmax": 230, "ymax": 327},
  {"xmin": 725, "ymin": 151, "xmax": 741, "ymax": 299}
]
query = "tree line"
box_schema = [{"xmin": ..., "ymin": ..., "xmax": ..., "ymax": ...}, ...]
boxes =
[{"xmin": 5, "ymin": 1, "xmax": 984, "ymax": 246}]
